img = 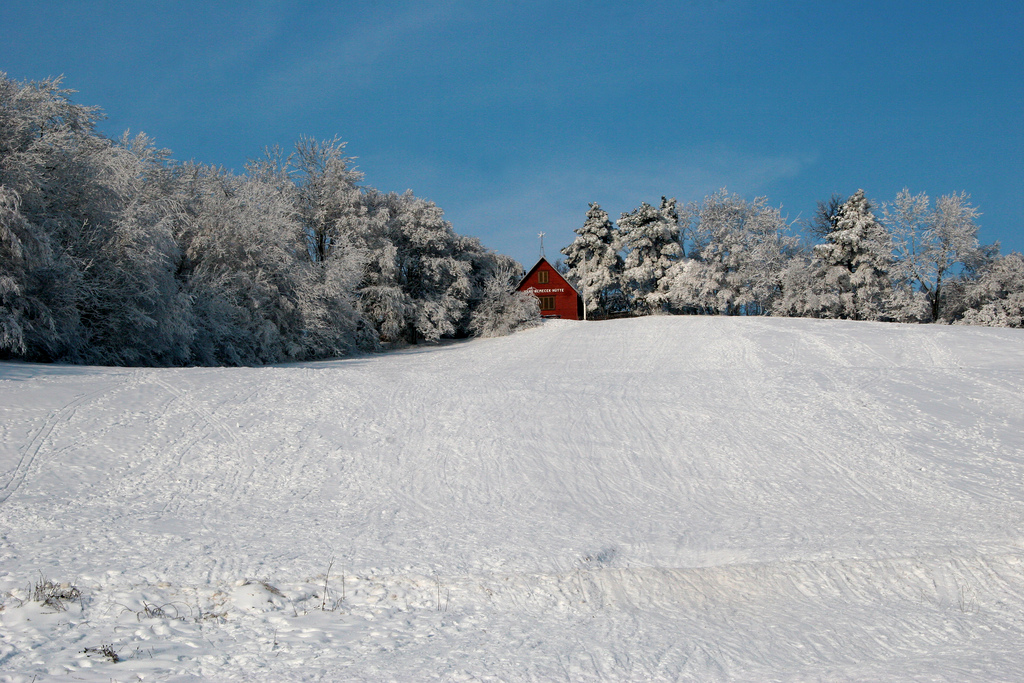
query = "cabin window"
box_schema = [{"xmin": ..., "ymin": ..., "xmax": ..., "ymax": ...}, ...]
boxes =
[
  {"xmin": 537, "ymin": 270, "xmax": 550, "ymax": 284},
  {"xmin": 539, "ymin": 296, "xmax": 555, "ymax": 311}
]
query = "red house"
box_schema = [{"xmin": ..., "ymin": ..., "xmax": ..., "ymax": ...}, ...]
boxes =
[{"xmin": 516, "ymin": 257, "xmax": 582, "ymax": 320}]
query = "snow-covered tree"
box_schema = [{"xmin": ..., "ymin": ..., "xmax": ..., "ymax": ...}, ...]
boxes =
[
  {"xmin": 175, "ymin": 161, "xmax": 308, "ymax": 364},
  {"xmin": 86, "ymin": 133, "xmax": 193, "ymax": 365},
  {"xmin": 885, "ymin": 189, "xmax": 990, "ymax": 322},
  {"xmin": 291, "ymin": 136, "xmax": 364, "ymax": 264},
  {"xmin": 772, "ymin": 254, "xmax": 824, "ymax": 318},
  {"xmin": 618, "ymin": 197, "xmax": 682, "ymax": 314},
  {"xmin": 351, "ymin": 190, "xmax": 478, "ymax": 343},
  {"xmin": 0, "ymin": 184, "xmax": 44, "ymax": 356},
  {"xmin": 956, "ymin": 251, "xmax": 1024, "ymax": 328},
  {"xmin": 467, "ymin": 263, "xmax": 540, "ymax": 337},
  {"xmin": 386, "ymin": 194, "xmax": 474, "ymax": 342},
  {"xmin": 667, "ymin": 190, "xmax": 795, "ymax": 315},
  {"xmin": 560, "ymin": 203, "xmax": 624, "ymax": 316},
  {"xmin": 811, "ymin": 189, "xmax": 893, "ymax": 320},
  {"xmin": 0, "ymin": 73, "xmax": 190, "ymax": 364},
  {"xmin": 0, "ymin": 71, "xmax": 543, "ymax": 364},
  {"xmin": 0, "ymin": 73, "xmax": 108, "ymax": 360}
]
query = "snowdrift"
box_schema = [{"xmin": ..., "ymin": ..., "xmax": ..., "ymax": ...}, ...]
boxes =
[{"xmin": 1, "ymin": 316, "xmax": 1023, "ymax": 681}]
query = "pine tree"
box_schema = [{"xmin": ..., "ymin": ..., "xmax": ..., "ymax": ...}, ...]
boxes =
[
  {"xmin": 560, "ymin": 203, "xmax": 624, "ymax": 316},
  {"xmin": 812, "ymin": 189, "xmax": 893, "ymax": 320},
  {"xmin": 618, "ymin": 197, "xmax": 682, "ymax": 314}
]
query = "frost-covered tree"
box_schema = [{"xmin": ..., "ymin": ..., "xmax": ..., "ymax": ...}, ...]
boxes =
[
  {"xmin": 468, "ymin": 263, "xmax": 540, "ymax": 337},
  {"xmin": 352, "ymin": 190, "xmax": 480, "ymax": 343},
  {"xmin": 175, "ymin": 162, "xmax": 304, "ymax": 364},
  {"xmin": 667, "ymin": 190, "xmax": 795, "ymax": 315},
  {"xmin": 771, "ymin": 254, "xmax": 823, "ymax": 318},
  {"xmin": 0, "ymin": 73, "xmax": 110, "ymax": 360},
  {"xmin": 0, "ymin": 73, "xmax": 190, "ymax": 364},
  {"xmin": 955, "ymin": 251, "xmax": 1024, "ymax": 328},
  {"xmin": 0, "ymin": 184, "xmax": 46, "ymax": 356},
  {"xmin": 291, "ymin": 136, "xmax": 364, "ymax": 264},
  {"xmin": 387, "ymin": 194, "xmax": 474, "ymax": 342},
  {"xmin": 560, "ymin": 203, "xmax": 624, "ymax": 316},
  {"xmin": 0, "ymin": 71, "xmax": 531, "ymax": 364},
  {"xmin": 811, "ymin": 189, "xmax": 893, "ymax": 320},
  {"xmin": 86, "ymin": 132, "xmax": 193, "ymax": 365},
  {"xmin": 885, "ymin": 189, "xmax": 990, "ymax": 322},
  {"xmin": 618, "ymin": 197, "xmax": 682, "ymax": 314}
]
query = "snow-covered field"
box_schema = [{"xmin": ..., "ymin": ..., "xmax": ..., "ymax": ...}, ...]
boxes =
[{"xmin": 1, "ymin": 316, "xmax": 1023, "ymax": 681}]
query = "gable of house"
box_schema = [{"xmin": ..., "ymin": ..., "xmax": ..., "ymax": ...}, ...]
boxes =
[{"xmin": 516, "ymin": 257, "xmax": 581, "ymax": 320}]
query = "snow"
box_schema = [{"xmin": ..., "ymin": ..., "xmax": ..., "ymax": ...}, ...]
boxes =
[{"xmin": 1, "ymin": 316, "xmax": 1023, "ymax": 681}]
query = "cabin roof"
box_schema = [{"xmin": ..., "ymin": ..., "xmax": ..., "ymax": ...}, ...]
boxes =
[{"xmin": 515, "ymin": 257, "xmax": 580, "ymax": 296}]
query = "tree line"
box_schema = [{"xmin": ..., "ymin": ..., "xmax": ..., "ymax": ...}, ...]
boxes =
[
  {"xmin": 561, "ymin": 189, "xmax": 1023, "ymax": 327},
  {"xmin": 0, "ymin": 73, "xmax": 539, "ymax": 366}
]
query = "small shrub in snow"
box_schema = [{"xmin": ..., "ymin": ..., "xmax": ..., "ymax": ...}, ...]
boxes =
[
  {"xmin": 82, "ymin": 643, "xmax": 120, "ymax": 663},
  {"xmin": 32, "ymin": 576, "xmax": 81, "ymax": 611},
  {"xmin": 957, "ymin": 293, "xmax": 1024, "ymax": 328},
  {"xmin": 138, "ymin": 601, "xmax": 189, "ymax": 621}
]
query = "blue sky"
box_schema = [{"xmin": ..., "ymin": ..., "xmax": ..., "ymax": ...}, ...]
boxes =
[{"xmin": 2, "ymin": 1, "xmax": 1021, "ymax": 267}]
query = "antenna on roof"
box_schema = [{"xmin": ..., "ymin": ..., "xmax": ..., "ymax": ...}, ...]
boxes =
[{"xmin": 538, "ymin": 232, "xmax": 546, "ymax": 259}]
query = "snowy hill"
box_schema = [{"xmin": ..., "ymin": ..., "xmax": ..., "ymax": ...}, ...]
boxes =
[{"xmin": 1, "ymin": 316, "xmax": 1023, "ymax": 681}]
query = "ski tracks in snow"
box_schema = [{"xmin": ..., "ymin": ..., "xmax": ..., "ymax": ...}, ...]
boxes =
[
  {"xmin": 0, "ymin": 369, "xmax": 141, "ymax": 506},
  {"xmin": 147, "ymin": 374, "xmax": 258, "ymax": 512},
  {"xmin": 2, "ymin": 318, "xmax": 1024, "ymax": 680}
]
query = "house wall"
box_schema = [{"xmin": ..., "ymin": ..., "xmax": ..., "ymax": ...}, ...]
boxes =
[{"xmin": 517, "ymin": 260, "xmax": 580, "ymax": 320}]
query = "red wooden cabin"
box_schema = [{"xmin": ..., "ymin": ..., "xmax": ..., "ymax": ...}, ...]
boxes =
[{"xmin": 516, "ymin": 257, "xmax": 582, "ymax": 320}]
